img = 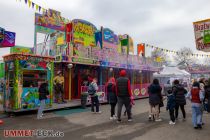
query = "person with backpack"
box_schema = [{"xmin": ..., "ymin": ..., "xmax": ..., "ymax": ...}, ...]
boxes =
[
  {"xmin": 148, "ymin": 79, "xmax": 162, "ymax": 122},
  {"xmin": 166, "ymin": 89, "xmax": 176, "ymax": 125},
  {"xmin": 88, "ymin": 77, "xmax": 101, "ymax": 114},
  {"xmin": 37, "ymin": 82, "xmax": 49, "ymax": 119},
  {"xmin": 106, "ymin": 77, "xmax": 117, "ymax": 120},
  {"xmin": 116, "ymin": 70, "xmax": 132, "ymax": 122},
  {"xmin": 172, "ymin": 80, "xmax": 187, "ymax": 121},
  {"xmin": 186, "ymin": 82, "xmax": 204, "ymax": 129}
]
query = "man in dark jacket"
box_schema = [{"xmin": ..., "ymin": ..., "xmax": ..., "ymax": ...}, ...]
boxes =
[
  {"xmin": 37, "ymin": 82, "xmax": 49, "ymax": 119},
  {"xmin": 116, "ymin": 70, "xmax": 132, "ymax": 122},
  {"xmin": 204, "ymin": 78, "xmax": 210, "ymax": 113},
  {"xmin": 172, "ymin": 80, "xmax": 187, "ymax": 120}
]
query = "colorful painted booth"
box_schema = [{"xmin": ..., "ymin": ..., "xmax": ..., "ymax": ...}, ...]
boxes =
[{"xmin": 3, "ymin": 54, "xmax": 54, "ymax": 112}]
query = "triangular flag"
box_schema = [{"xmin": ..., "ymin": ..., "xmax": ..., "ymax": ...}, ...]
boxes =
[
  {"xmin": 39, "ymin": 6, "xmax": 41, "ymax": 12},
  {"xmin": 42, "ymin": 8, "xmax": 45, "ymax": 12},
  {"xmin": 28, "ymin": 0, "xmax": 32, "ymax": 8},
  {"xmin": 32, "ymin": 2, "xmax": 35, "ymax": 8},
  {"xmin": 36, "ymin": 4, "xmax": 39, "ymax": 11},
  {"xmin": 25, "ymin": 0, "xmax": 27, "ymax": 4}
]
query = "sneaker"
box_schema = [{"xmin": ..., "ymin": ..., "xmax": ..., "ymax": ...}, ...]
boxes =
[
  {"xmin": 128, "ymin": 119, "xmax": 133, "ymax": 122},
  {"xmin": 148, "ymin": 115, "xmax": 152, "ymax": 121},
  {"xmin": 155, "ymin": 118, "xmax": 162, "ymax": 122},
  {"xmin": 117, "ymin": 120, "xmax": 121, "ymax": 123},
  {"xmin": 91, "ymin": 111, "xmax": 95, "ymax": 114},
  {"xmin": 194, "ymin": 126, "xmax": 199, "ymax": 129},
  {"xmin": 182, "ymin": 118, "xmax": 186, "ymax": 121},
  {"xmin": 96, "ymin": 111, "xmax": 102, "ymax": 114},
  {"xmin": 110, "ymin": 117, "xmax": 114, "ymax": 120},
  {"xmin": 113, "ymin": 115, "xmax": 117, "ymax": 120},
  {"xmin": 169, "ymin": 121, "xmax": 175, "ymax": 125},
  {"xmin": 37, "ymin": 115, "xmax": 43, "ymax": 119},
  {"xmin": 197, "ymin": 124, "xmax": 202, "ymax": 129}
]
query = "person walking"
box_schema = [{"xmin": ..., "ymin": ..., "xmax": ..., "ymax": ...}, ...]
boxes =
[
  {"xmin": 199, "ymin": 78, "xmax": 206, "ymax": 124},
  {"xmin": 37, "ymin": 82, "xmax": 49, "ymax": 119},
  {"xmin": 204, "ymin": 78, "xmax": 210, "ymax": 113},
  {"xmin": 88, "ymin": 77, "xmax": 101, "ymax": 114},
  {"xmin": 186, "ymin": 82, "xmax": 204, "ymax": 129},
  {"xmin": 106, "ymin": 77, "xmax": 117, "ymax": 120},
  {"xmin": 148, "ymin": 79, "xmax": 162, "ymax": 122},
  {"xmin": 116, "ymin": 70, "xmax": 132, "ymax": 122},
  {"xmin": 166, "ymin": 89, "xmax": 176, "ymax": 125},
  {"xmin": 172, "ymin": 80, "xmax": 187, "ymax": 121}
]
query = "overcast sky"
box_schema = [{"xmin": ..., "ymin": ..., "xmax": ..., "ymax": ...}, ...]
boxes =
[{"xmin": 1, "ymin": 0, "xmax": 210, "ymax": 59}]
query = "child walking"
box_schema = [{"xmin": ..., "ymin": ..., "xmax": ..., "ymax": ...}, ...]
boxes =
[
  {"xmin": 166, "ymin": 89, "xmax": 176, "ymax": 125},
  {"xmin": 106, "ymin": 77, "xmax": 117, "ymax": 120}
]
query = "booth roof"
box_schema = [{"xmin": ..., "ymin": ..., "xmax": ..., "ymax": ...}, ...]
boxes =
[
  {"xmin": 153, "ymin": 66, "xmax": 191, "ymax": 78},
  {"xmin": 2, "ymin": 53, "xmax": 55, "ymax": 62}
]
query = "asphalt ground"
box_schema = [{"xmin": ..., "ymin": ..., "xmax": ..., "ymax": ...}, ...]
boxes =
[{"xmin": 0, "ymin": 99, "xmax": 210, "ymax": 140}]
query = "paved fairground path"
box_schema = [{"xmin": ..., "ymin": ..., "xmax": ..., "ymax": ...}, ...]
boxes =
[{"xmin": 0, "ymin": 98, "xmax": 210, "ymax": 140}]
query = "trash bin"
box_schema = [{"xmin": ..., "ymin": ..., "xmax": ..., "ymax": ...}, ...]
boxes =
[{"xmin": 81, "ymin": 92, "xmax": 88, "ymax": 109}]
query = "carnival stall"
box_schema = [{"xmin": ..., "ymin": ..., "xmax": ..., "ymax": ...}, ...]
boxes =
[
  {"xmin": 70, "ymin": 19, "xmax": 102, "ymax": 102},
  {"xmin": 153, "ymin": 66, "xmax": 191, "ymax": 85},
  {"xmin": 3, "ymin": 54, "xmax": 54, "ymax": 112}
]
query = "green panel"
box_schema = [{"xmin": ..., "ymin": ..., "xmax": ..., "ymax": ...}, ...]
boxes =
[
  {"xmin": 10, "ymin": 46, "xmax": 33, "ymax": 54},
  {"xmin": 0, "ymin": 63, "xmax": 4, "ymax": 78},
  {"xmin": 14, "ymin": 60, "xmax": 20, "ymax": 110},
  {"xmin": 204, "ymin": 30, "xmax": 210, "ymax": 44}
]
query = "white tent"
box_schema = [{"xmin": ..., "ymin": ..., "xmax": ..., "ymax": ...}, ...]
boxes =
[{"xmin": 153, "ymin": 66, "xmax": 191, "ymax": 84}]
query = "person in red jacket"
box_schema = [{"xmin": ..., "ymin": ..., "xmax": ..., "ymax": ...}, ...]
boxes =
[
  {"xmin": 186, "ymin": 82, "xmax": 204, "ymax": 129},
  {"xmin": 116, "ymin": 70, "xmax": 132, "ymax": 122}
]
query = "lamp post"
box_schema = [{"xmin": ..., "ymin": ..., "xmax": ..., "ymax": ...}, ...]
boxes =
[
  {"xmin": 67, "ymin": 63, "xmax": 73, "ymax": 100},
  {"xmin": 109, "ymin": 67, "xmax": 113, "ymax": 78},
  {"xmin": 139, "ymin": 70, "xmax": 142, "ymax": 95}
]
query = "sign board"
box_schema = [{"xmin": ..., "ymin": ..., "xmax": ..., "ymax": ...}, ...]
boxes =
[
  {"xmin": 72, "ymin": 57, "xmax": 99, "ymax": 65},
  {"xmin": 137, "ymin": 44, "xmax": 145, "ymax": 56},
  {"xmin": 72, "ymin": 19, "xmax": 97, "ymax": 47},
  {"xmin": 103, "ymin": 28, "xmax": 119, "ymax": 45},
  {"xmin": 35, "ymin": 9, "xmax": 65, "ymax": 31},
  {"xmin": 0, "ymin": 30, "xmax": 16, "ymax": 47},
  {"xmin": 119, "ymin": 34, "xmax": 129, "ymax": 55},
  {"xmin": 193, "ymin": 19, "xmax": 210, "ymax": 52},
  {"xmin": 0, "ymin": 28, "xmax": 5, "ymax": 43},
  {"xmin": 129, "ymin": 37, "xmax": 134, "ymax": 54},
  {"xmin": 10, "ymin": 46, "xmax": 33, "ymax": 54}
]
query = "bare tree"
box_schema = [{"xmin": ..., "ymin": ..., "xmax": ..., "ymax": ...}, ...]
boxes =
[{"xmin": 174, "ymin": 47, "xmax": 195, "ymax": 70}]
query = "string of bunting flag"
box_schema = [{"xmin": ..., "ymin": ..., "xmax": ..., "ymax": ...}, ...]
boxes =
[
  {"xmin": 15, "ymin": 0, "xmax": 47, "ymax": 13},
  {"xmin": 142, "ymin": 43, "xmax": 210, "ymax": 58}
]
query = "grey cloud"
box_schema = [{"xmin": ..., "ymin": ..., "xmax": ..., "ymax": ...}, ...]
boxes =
[{"xmin": 1, "ymin": 0, "xmax": 210, "ymax": 58}]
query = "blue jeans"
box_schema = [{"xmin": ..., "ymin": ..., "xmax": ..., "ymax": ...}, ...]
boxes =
[
  {"xmin": 37, "ymin": 100, "xmax": 45, "ymax": 119},
  {"xmin": 192, "ymin": 105, "xmax": 202, "ymax": 127}
]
